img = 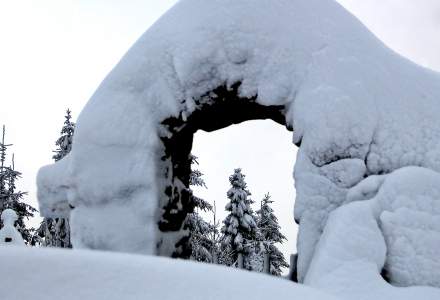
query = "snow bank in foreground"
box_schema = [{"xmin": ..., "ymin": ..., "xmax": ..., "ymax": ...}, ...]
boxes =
[
  {"xmin": 1, "ymin": 247, "xmax": 438, "ymax": 300},
  {"xmin": 0, "ymin": 247, "xmax": 336, "ymax": 300}
]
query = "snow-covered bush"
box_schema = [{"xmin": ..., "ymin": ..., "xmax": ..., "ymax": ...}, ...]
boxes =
[{"xmin": 0, "ymin": 209, "xmax": 25, "ymax": 246}]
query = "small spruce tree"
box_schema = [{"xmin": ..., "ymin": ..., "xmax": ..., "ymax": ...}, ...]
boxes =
[
  {"xmin": 53, "ymin": 109, "xmax": 75, "ymax": 162},
  {"xmin": 221, "ymin": 168, "xmax": 258, "ymax": 269},
  {"xmin": 186, "ymin": 155, "xmax": 216, "ymax": 262},
  {"xmin": 256, "ymin": 193, "xmax": 289, "ymax": 276},
  {"xmin": 0, "ymin": 125, "xmax": 11, "ymax": 211},
  {"xmin": 207, "ymin": 199, "xmax": 224, "ymax": 264}
]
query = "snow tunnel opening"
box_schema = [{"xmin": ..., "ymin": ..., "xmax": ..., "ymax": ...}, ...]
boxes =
[{"xmin": 159, "ymin": 83, "xmax": 296, "ymax": 261}]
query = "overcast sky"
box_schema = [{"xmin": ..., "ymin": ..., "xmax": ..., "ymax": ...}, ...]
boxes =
[{"xmin": 0, "ymin": 0, "xmax": 439, "ymax": 264}]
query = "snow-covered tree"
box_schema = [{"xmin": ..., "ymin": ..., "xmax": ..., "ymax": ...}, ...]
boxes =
[
  {"xmin": 186, "ymin": 155, "xmax": 216, "ymax": 262},
  {"xmin": 0, "ymin": 209, "xmax": 26, "ymax": 246},
  {"xmin": 256, "ymin": 193, "xmax": 289, "ymax": 276},
  {"xmin": 36, "ymin": 109, "xmax": 75, "ymax": 248},
  {"xmin": 0, "ymin": 125, "xmax": 11, "ymax": 211},
  {"xmin": 53, "ymin": 109, "xmax": 75, "ymax": 162},
  {"xmin": 221, "ymin": 168, "xmax": 258, "ymax": 269},
  {"xmin": 0, "ymin": 126, "xmax": 37, "ymax": 244}
]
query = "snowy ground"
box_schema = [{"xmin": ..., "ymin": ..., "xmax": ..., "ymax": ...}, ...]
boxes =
[
  {"xmin": 0, "ymin": 247, "xmax": 335, "ymax": 300},
  {"xmin": 1, "ymin": 246, "xmax": 439, "ymax": 299}
]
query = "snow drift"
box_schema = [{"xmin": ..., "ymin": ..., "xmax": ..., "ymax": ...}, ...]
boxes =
[
  {"xmin": 37, "ymin": 0, "xmax": 440, "ymax": 291},
  {"xmin": 0, "ymin": 247, "xmax": 337, "ymax": 300},
  {"xmin": 1, "ymin": 247, "xmax": 439, "ymax": 300}
]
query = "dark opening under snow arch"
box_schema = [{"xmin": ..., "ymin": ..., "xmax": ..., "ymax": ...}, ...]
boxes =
[{"xmin": 158, "ymin": 82, "xmax": 292, "ymax": 258}]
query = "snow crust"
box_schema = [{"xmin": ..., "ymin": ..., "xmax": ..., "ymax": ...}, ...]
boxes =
[
  {"xmin": 37, "ymin": 0, "xmax": 440, "ymax": 289},
  {"xmin": 0, "ymin": 247, "xmax": 337, "ymax": 300}
]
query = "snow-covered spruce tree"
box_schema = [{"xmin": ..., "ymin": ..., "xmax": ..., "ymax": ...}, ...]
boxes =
[
  {"xmin": 36, "ymin": 109, "xmax": 75, "ymax": 248},
  {"xmin": 185, "ymin": 155, "xmax": 217, "ymax": 262},
  {"xmin": 256, "ymin": 193, "xmax": 289, "ymax": 276},
  {"xmin": 53, "ymin": 109, "xmax": 75, "ymax": 161},
  {"xmin": 221, "ymin": 168, "xmax": 258, "ymax": 269},
  {"xmin": 0, "ymin": 126, "xmax": 37, "ymax": 244}
]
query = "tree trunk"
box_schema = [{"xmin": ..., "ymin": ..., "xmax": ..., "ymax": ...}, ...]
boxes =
[
  {"xmin": 263, "ymin": 252, "xmax": 270, "ymax": 274},
  {"xmin": 237, "ymin": 252, "xmax": 244, "ymax": 269}
]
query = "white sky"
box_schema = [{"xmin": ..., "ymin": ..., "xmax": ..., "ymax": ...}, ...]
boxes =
[{"xmin": 0, "ymin": 0, "xmax": 439, "ymax": 265}]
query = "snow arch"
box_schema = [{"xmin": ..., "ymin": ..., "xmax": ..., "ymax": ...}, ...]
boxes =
[{"xmin": 37, "ymin": 0, "xmax": 440, "ymax": 287}]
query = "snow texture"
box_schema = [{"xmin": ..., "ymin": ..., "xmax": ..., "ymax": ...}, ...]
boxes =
[
  {"xmin": 0, "ymin": 209, "xmax": 25, "ymax": 246},
  {"xmin": 304, "ymin": 167, "xmax": 440, "ymax": 298},
  {"xmin": 37, "ymin": 0, "xmax": 440, "ymax": 290},
  {"xmin": 0, "ymin": 247, "xmax": 338, "ymax": 300}
]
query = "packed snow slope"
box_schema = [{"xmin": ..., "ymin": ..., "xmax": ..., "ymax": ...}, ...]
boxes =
[
  {"xmin": 37, "ymin": 0, "xmax": 440, "ymax": 289},
  {"xmin": 0, "ymin": 247, "xmax": 337, "ymax": 300}
]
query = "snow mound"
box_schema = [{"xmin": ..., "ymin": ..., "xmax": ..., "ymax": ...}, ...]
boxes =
[
  {"xmin": 305, "ymin": 167, "xmax": 440, "ymax": 295},
  {"xmin": 0, "ymin": 247, "xmax": 337, "ymax": 300},
  {"xmin": 36, "ymin": 0, "xmax": 440, "ymax": 288},
  {"xmin": 375, "ymin": 167, "xmax": 440, "ymax": 287}
]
